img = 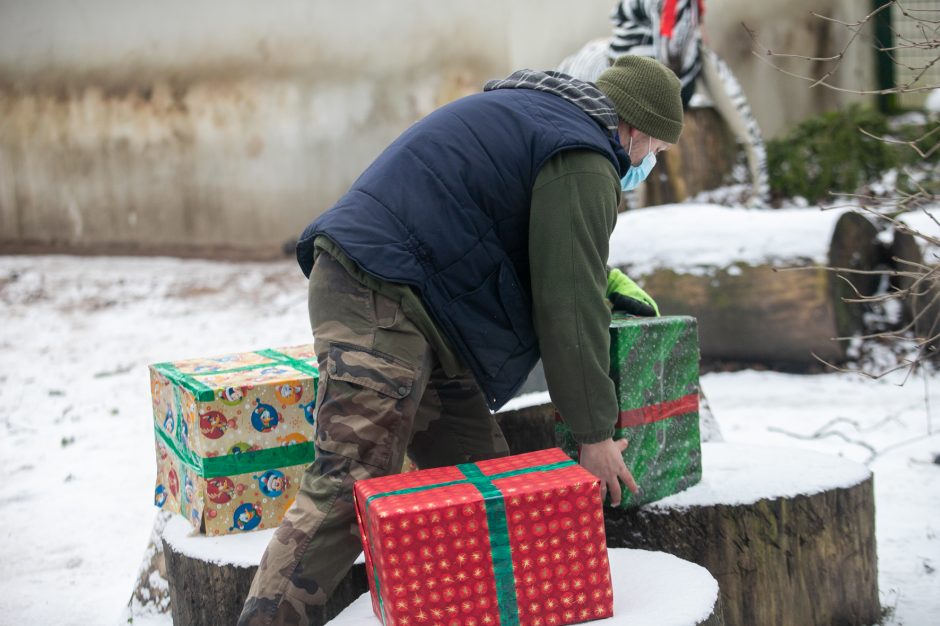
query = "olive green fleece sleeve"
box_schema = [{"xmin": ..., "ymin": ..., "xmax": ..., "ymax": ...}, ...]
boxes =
[{"xmin": 529, "ymin": 149, "xmax": 621, "ymax": 444}]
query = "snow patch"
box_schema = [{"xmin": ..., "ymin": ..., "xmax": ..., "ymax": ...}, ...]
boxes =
[
  {"xmin": 609, "ymin": 204, "xmax": 844, "ymax": 276},
  {"xmin": 1, "ymin": 256, "xmax": 936, "ymax": 626},
  {"xmin": 898, "ymin": 208, "xmax": 940, "ymax": 261},
  {"xmin": 162, "ymin": 515, "xmax": 365, "ymax": 568},
  {"xmin": 497, "ymin": 391, "xmax": 551, "ymax": 413},
  {"xmin": 925, "ymin": 89, "xmax": 940, "ymax": 115},
  {"xmin": 649, "ymin": 442, "xmax": 871, "ymax": 509},
  {"xmin": 163, "ymin": 517, "xmax": 276, "ymax": 568},
  {"xmin": 326, "ymin": 549, "xmax": 719, "ymax": 626}
]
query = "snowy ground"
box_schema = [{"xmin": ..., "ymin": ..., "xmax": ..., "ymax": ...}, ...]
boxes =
[{"xmin": 0, "ymin": 254, "xmax": 937, "ymax": 626}]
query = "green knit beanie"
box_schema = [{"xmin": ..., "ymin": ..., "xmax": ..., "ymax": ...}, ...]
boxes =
[{"xmin": 596, "ymin": 55, "xmax": 684, "ymax": 144}]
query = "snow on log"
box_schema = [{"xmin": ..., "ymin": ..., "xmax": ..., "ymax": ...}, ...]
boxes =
[
  {"xmin": 604, "ymin": 443, "xmax": 879, "ymax": 626},
  {"xmin": 161, "ymin": 517, "xmax": 369, "ymax": 626},
  {"xmin": 325, "ymin": 548, "xmax": 723, "ymax": 626},
  {"xmin": 609, "ymin": 206, "xmax": 881, "ymax": 366}
]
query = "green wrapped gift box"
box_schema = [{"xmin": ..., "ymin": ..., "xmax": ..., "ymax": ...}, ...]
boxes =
[{"xmin": 555, "ymin": 315, "xmax": 702, "ymax": 508}]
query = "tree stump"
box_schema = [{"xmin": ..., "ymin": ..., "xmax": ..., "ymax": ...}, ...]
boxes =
[
  {"xmin": 613, "ymin": 209, "xmax": 883, "ymax": 367},
  {"xmin": 604, "ymin": 443, "xmax": 879, "ymax": 626},
  {"xmin": 325, "ymin": 548, "xmax": 723, "ymax": 626},
  {"xmin": 828, "ymin": 212, "xmax": 885, "ymax": 335},
  {"xmin": 890, "ymin": 228, "xmax": 924, "ymax": 326},
  {"xmin": 162, "ymin": 517, "xmax": 369, "ymax": 626}
]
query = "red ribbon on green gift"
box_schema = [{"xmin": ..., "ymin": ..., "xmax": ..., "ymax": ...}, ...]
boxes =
[{"xmin": 616, "ymin": 392, "xmax": 698, "ymax": 428}]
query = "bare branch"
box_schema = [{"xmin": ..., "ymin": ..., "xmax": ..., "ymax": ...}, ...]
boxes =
[
  {"xmin": 857, "ymin": 125, "xmax": 940, "ymax": 159},
  {"xmin": 745, "ymin": 1, "xmax": 940, "ymax": 95},
  {"xmin": 810, "ymin": 351, "xmax": 922, "ymax": 381}
]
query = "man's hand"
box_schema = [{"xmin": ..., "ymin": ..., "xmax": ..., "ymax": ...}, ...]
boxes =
[
  {"xmin": 606, "ymin": 268, "xmax": 659, "ymax": 317},
  {"xmin": 579, "ymin": 438, "xmax": 639, "ymax": 506}
]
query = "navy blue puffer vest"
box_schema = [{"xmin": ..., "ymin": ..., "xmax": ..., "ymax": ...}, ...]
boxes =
[{"xmin": 297, "ymin": 88, "xmax": 629, "ymax": 409}]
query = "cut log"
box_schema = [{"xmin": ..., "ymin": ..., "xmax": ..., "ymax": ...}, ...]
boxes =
[
  {"xmin": 828, "ymin": 211, "xmax": 885, "ymax": 332},
  {"xmin": 611, "ymin": 208, "xmax": 883, "ymax": 367},
  {"xmin": 326, "ymin": 549, "xmax": 723, "ymax": 626},
  {"xmin": 913, "ymin": 277, "xmax": 940, "ymax": 358},
  {"xmin": 604, "ymin": 443, "xmax": 879, "ymax": 626},
  {"xmin": 161, "ymin": 517, "xmax": 369, "ymax": 626},
  {"xmin": 891, "ymin": 222, "xmax": 940, "ymax": 358},
  {"xmin": 643, "ymin": 107, "xmax": 737, "ymax": 207},
  {"xmin": 889, "ymin": 228, "xmax": 924, "ymax": 325}
]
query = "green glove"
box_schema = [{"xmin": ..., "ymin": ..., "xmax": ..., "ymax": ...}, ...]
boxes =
[{"xmin": 606, "ymin": 268, "xmax": 660, "ymax": 316}]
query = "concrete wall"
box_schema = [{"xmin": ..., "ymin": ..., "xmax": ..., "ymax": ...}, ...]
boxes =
[
  {"xmin": 704, "ymin": 0, "xmax": 875, "ymax": 139},
  {"xmin": 0, "ymin": 0, "xmax": 874, "ymax": 257}
]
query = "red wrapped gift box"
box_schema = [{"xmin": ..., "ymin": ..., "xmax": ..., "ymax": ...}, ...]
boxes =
[{"xmin": 353, "ymin": 448, "xmax": 613, "ymax": 626}]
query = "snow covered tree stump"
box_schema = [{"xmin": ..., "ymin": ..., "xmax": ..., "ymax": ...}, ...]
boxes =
[
  {"xmin": 161, "ymin": 517, "xmax": 369, "ymax": 626},
  {"xmin": 604, "ymin": 443, "xmax": 879, "ymax": 626},
  {"xmin": 325, "ymin": 548, "xmax": 723, "ymax": 626}
]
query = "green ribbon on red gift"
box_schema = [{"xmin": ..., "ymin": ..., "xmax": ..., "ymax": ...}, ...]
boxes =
[
  {"xmin": 364, "ymin": 458, "xmax": 578, "ymax": 626},
  {"xmin": 154, "ymin": 421, "xmax": 316, "ymax": 479},
  {"xmin": 152, "ymin": 348, "xmax": 319, "ymax": 403}
]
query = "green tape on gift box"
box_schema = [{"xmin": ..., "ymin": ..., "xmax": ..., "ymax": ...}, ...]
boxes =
[
  {"xmin": 154, "ymin": 423, "xmax": 316, "ymax": 479},
  {"xmin": 153, "ymin": 349, "xmax": 319, "ymax": 403},
  {"xmin": 364, "ymin": 458, "xmax": 577, "ymax": 626},
  {"xmin": 459, "ymin": 464, "xmax": 521, "ymax": 626}
]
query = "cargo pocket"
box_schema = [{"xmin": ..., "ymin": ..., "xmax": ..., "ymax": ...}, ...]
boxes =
[{"xmin": 314, "ymin": 342, "xmax": 416, "ymax": 470}]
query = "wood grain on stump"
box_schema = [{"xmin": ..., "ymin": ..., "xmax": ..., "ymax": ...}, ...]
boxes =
[
  {"xmin": 325, "ymin": 549, "xmax": 723, "ymax": 626},
  {"xmin": 604, "ymin": 443, "xmax": 879, "ymax": 626},
  {"xmin": 162, "ymin": 518, "xmax": 369, "ymax": 626}
]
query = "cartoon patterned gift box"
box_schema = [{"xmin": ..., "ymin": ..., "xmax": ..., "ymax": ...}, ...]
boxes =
[
  {"xmin": 353, "ymin": 448, "xmax": 614, "ymax": 626},
  {"xmin": 556, "ymin": 315, "xmax": 702, "ymax": 509},
  {"xmin": 150, "ymin": 344, "xmax": 319, "ymax": 536}
]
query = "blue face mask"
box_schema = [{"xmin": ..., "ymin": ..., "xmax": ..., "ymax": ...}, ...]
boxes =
[{"xmin": 620, "ymin": 136, "xmax": 657, "ymax": 192}]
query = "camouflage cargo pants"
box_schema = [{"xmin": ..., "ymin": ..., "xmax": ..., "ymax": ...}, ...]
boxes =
[{"xmin": 238, "ymin": 251, "xmax": 509, "ymax": 626}]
